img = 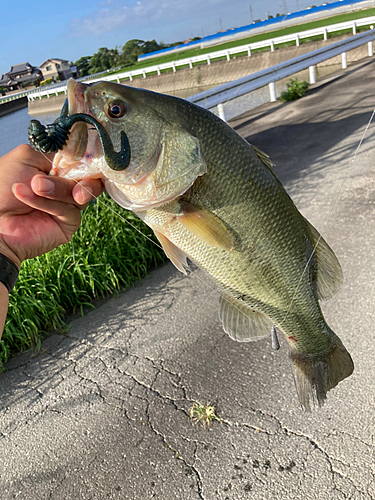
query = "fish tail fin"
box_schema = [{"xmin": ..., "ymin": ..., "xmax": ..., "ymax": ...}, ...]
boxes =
[{"xmin": 290, "ymin": 333, "xmax": 354, "ymax": 412}]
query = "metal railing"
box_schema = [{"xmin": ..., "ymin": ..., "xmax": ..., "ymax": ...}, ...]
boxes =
[
  {"xmin": 24, "ymin": 15, "xmax": 375, "ymax": 102},
  {"xmin": 187, "ymin": 29, "xmax": 375, "ymax": 120}
]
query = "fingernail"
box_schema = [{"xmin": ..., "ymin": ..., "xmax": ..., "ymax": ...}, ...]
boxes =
[
  {"xmin": 79, "ymin": 184, "xmax": 93, "ymax": 204},
  {"xmin": 14, "ymin": 184, "xmax": 33, "ymax": 198},
  {"xmin": 36, "ymin": 177, "xmax": 55, "ymax": 195}
]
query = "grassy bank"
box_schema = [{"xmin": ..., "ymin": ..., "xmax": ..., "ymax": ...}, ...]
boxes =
[
  {"xmin": 1, "ymin": 194, "xmax": 166, "ymax": 369},
  {"xmin": 108, "ymin": 7, "xmax": 375, "ymax": 76}
]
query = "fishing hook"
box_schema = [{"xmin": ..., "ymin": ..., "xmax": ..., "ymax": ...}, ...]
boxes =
[{"xmin": 28, "ymin": 99, "xmax": 130, "ymax": 171}]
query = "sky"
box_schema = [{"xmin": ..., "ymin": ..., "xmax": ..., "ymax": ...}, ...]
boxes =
[{"xmin": 1, "ymin": 0, "xmax": 317, "ymax": 76}]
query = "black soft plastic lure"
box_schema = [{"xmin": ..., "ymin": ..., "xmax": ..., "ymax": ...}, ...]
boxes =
[{"xmin": 28, "ymin": 99, "xmax": 131, "ymax": 171}]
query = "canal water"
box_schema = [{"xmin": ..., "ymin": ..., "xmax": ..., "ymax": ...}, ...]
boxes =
[{"xmin": 0, "ymin": 108, "xmax": 59, "ymax": 158}]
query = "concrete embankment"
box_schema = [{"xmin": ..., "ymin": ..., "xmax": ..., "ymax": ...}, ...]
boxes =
[
  {"xmin": 28, "ymin": 94, "xmax": 67, "ymax": 116},
  {"xmin": 0, "ymin": 97, "xmax": 28, "ymax": 117},
  {"xmin": 28, "ymin": 33, "xmax": 368, "ymax": 115}
]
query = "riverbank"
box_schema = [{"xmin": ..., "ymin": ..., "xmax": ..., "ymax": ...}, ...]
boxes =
[
  {"xmin": 28, "ymin": 33, "xmax": 368, "ymax": 116},
  {"xmin": 0, "ymin": 97, "xmax": 27, "ymax": 118},
  {"xmin": 28, "ymin": 94, "xmax": 67, "ymax": 115}
]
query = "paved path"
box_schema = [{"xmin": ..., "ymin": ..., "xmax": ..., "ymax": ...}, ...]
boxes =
[{"xmin": 1, "ymin": 59, "xmax": 375, "ymax": 500}]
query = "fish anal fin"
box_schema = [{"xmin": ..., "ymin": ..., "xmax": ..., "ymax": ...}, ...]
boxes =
[
  {"xmin": 154, "ymin": 230, "xmax": 189, "ymax": 275},
  {"xmin": 305, "ymin": 218, "xmax": 343, "ymax": 300},
  {"xmin": 177, "ymin": 200, "xmax": 235, "ymax": 251},
  {"xmin": 290, "ymin": 334, "xmax": 354, "ymax": 412},
  {"xmin": 219, "ymin": 295, "xmax": 273, "ymax": 342}
]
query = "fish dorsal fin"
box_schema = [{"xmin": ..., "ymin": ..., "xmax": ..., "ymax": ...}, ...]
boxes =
[
  {"xmin": 305, "ymin": 218, "xmax": 343, "ymax": 301},
  {"xmin": 219, "ymin": 295, "xmax": 272, "ymax": 342},
  {"xmin": 252, "ymin": 145, "xmax": 276, "ymax": 171},
  {"xmin": 153, "ymin": 230, "xmax": 189, "ymax": 275},
  {"xmin": 177, "ymin": 200, "xmax": 236, "ymax": 251}
]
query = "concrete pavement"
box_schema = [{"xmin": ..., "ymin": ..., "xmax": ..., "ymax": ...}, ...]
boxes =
[{"xmin": 1, "ymin": 58, "xmax": 375, "ymax": 499}]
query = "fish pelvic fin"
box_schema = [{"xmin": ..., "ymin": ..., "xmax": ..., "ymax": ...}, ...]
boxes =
[
  {"xmin": 219, "ymin": 295, "xmax": 273, "ymax": 342},
  {"xmin": 177, "ymin": 200, "xmax": 236, "ymax": 251},
  {"xmin": 153, "ymin": 230, "xmax": 189, "ymax": 275},
  {"xmin": 305, "ymin": 218, "xmax": 343, "ymax": 301},
  {"xmin": 290, "ymin": 332, "xmax": 354, "ymax": 412}
]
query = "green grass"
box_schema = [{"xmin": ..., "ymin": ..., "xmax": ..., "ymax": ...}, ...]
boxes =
[
  {"xmin": 190, "ymin": 402, "xmax": 223, "ymax": 428},
  {"xmin": 106, "ymin": 7, "xmax": 375, "ymax": 78},
  {"xmin": 279, "ymin": 78, "xmax": 309, "ymax": 102},
  {"xmin": 0, "ymin": 193, "xmax": 166, "ymax": 369}
]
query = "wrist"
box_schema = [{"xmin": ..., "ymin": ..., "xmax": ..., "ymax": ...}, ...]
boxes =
[
  {"xmin": 0, "ymin": 243, "xmax": 21, "ymax": 270},
  {"xmin": 0, "ymin": 253, "xmax": 19, "ymax": 293},
  {"xmin": 0, "ymin": 280, "xmax": 9, "ymax": 295}
]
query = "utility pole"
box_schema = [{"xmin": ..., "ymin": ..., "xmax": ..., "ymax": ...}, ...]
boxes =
[
  {"xmin": 296, "ymin": 0, "xmax": 299, "ymax": 11},
  {"xmin": 249, "ymin": 5, "xmax": 253, "ymax": 23},
  {"xmin": 219, "ymin": 18, "xmax": 223, "ymax": 31},
  {"xmin": 283, "ymin": 0, "xmax": 288, "ymax": 14}
]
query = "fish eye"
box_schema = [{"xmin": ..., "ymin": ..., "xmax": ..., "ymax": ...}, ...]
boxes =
[{"xmin": 107, "ymin": 100, "xmax": 127, "ymax": 119}]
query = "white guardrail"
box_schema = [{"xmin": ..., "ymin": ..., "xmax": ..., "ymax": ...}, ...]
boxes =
[
  {"xmin": 0, "ymin": 67, "xmax": 122, "ymax": 105},
  {"xmin": 187, "ymin": 29, "xmax": 375, "ymax": 120},
  {"xmin": 21, "ymin": 15, "xmax": 375, "ymax": 103}
]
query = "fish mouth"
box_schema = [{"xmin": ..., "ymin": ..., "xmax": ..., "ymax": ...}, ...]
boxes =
[
  {"xmin": 51, "ymin": 80, "xmax": 104, "ymax": 180},
  {"xmin": 68, "ymin": 79, "xmax": 88, "ymax": 115}
]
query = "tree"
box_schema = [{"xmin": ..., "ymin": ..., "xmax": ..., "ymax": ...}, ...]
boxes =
[
  {"xmin": 120, "ymin": 39, "xmax": 163, "ymax": 66},
  {"xmin": 74, "ymin": 56, "xmax": 91, "ymax": 77},
  {"xmin": 143, "ymin": 39, "xmax": 161, "ymax": 54},
  {"xmin": 120, "ymin": 39, "xmax": 146, "ymax": 66},
  {"xmin": 89, "ymin": 47, "xmax": 119, "ymax": 74}
]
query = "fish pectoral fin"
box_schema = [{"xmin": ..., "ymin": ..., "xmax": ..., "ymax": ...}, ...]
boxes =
[
  {"xmin": 153, "ymin": 230, "xmax": 189, "ymax": 275},
  {"xmin": 304, "ymin": 218, "xmax": 343, "ymax": 301},
  {"xmin": 177, "ymin": 200, "xmax": 236, "ymax": 251},
  {"xmin": 219, "ymin": 295, "xmax": 273, "ymax": 342}
]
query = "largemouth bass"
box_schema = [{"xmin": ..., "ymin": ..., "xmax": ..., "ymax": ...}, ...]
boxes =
[{"xmin": 49, "ymin": 79, "xmax": 354, "ymax": 411}]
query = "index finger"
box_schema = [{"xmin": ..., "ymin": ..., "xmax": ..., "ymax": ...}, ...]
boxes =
[
  {"xmin": 16, "ymin": 144, "xmax": 55, "ymax": 174},
  {"xmin": 30, "ymin": 174, "xmax": 104, "ymax": 208}
]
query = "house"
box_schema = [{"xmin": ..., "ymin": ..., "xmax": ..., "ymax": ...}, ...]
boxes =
[
  {"xmin": 39, "ymin": 59, "xmax": 72, "ymax": 82},
  {"xmin": 0, "ymin": 62, "xmax": 42, "ymax": 91},
  {"xmin": 70, "ymin": 65, "xmax": 80, "ymax": 79}
]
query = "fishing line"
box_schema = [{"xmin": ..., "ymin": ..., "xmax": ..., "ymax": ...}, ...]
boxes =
[
  {"xmin": 37, "ymin": 153, "xmax": 275, "ymax": 342},
  {"xmin": 38, "ymin": 107, "xmax": 375, "ymax": 340},
  {"xmin": 276, "ymin": 108, "xmax": 375, "ymax": 330},
  {"xmin": 38, "ymin": 152, "xmax": 165, "ymax": 252},
  {"xmin": 71, "ymin": 182, "xmax": 221, "ymax": 287}
]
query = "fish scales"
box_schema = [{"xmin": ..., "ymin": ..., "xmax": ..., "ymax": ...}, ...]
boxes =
[
  {"xmin": 46, "ymin": 79, "xmax": 354, "ymax": 411},
  {"xmin": 143, "ymin": 103, "xmax": 326, "ymax": 345}
]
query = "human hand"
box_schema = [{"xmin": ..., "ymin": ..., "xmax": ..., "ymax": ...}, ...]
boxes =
[{"xmin": 0, "ymin": 144, "xmax": 104, "ymax": 268}]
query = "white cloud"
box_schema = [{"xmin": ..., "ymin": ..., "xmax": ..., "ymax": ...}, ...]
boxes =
[
  {"xmin": 70, "ymin": 8, "xmax": 129, "ymax": 35},
  {"xmin": 69, "ymin": 0, "xmax": 228, "ymax": 37}
]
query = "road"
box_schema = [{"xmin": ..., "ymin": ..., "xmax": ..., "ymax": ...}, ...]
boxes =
[{"xmin": 1, "ymin": 58, "xmax": 374, "ymax": 499}]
